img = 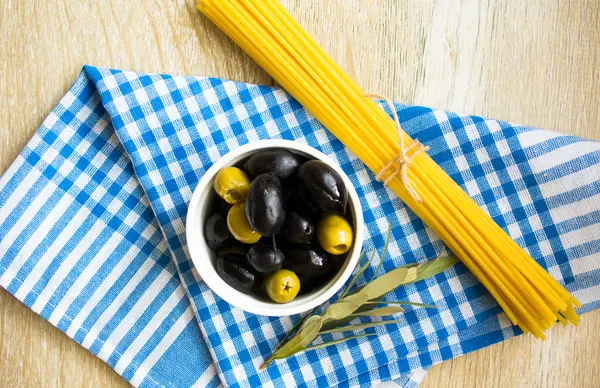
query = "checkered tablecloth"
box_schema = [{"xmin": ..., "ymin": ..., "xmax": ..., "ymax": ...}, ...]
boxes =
[{"xmin": 1, "ymin": 66, "xmax": 599, "ymax": 387}]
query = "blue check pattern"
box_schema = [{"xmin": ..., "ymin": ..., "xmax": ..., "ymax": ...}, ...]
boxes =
[{"xmin": 1, "ymin": 66, "xmax": 599, "ymax": 387}]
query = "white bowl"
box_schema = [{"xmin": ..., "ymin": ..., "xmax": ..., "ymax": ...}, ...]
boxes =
[{"xmin": 186, "ymin": 139, "xmax": 364, "ymax": 316}]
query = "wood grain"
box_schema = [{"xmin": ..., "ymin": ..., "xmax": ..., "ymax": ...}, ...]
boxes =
[{"xmin": 1, "ymin": 0, "xmax": 599, "ymax": 387}]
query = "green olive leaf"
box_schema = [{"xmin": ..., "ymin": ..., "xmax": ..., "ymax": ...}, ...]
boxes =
[
  {"xmin": 339, "ymin": 250, "xmax": 376, "ymax": 298},
  {"xmin": 415, "ymin": 256, "xmax": 459, "ymax": 281},
  {"xmin": 347, "ymin": 306, "xmax": 405, "ymax": 318},
  {"xmin": 260, "ymin": 253, "xmax": 457, "ymax": 370},
  {"xmin": 371, "ymin": 223, "xmax": 392, "ymax": 281},
  {"xmin": 319, "ymin": 319, "xmax": 404, "ymax": 335},
  {"xmin": 319, "ymin": 297, "xmax": 384, "ymax": 332},
  {"xmin": 341, "ymin": 291, "xmax": 370, "ymax": 305},
  {"xmin": 265, "ymin": 330, "xmax": 307, "ymax": 363},
  {"xmin": 273, "ymin": 307, "xmax": 317, "ymax": 352},
  {"xmin": 364, "ymin": 300, "xmax": 437, "ymax": 309},
  {"xmin": 301, "ymin": 333, "xmax": 377, "ymax": 353},
  {"xmin": 262, "ymin": 315, "xmax": 322, "ymax": 365},
  {"xmin": 299, "ymin": 315, "xmax": 322, "ymax": 347},
  {"xmin": 322, "ymin": 301, "xmax": 361, "ymax": 322},
  {"xmin": 360, "ymin": 266, "xmax": 419, "ymax": 300}
]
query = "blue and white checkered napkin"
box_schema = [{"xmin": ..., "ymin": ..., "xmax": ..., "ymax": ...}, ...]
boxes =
[{"xmin": 1, "ymin": 66, "xmax": 599, "ymax": 388}]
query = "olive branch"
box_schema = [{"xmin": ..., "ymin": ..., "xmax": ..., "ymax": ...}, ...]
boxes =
[{"xmin": 260, "ymin": 225, "xmax": 458, "ymax": 369}]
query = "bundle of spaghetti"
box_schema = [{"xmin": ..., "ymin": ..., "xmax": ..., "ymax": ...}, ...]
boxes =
[{"xmin": 197, "ymin": 0, "xmax": 581, "ymax": 338}]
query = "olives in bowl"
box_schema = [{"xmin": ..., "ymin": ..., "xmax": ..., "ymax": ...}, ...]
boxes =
[{"xmin": 186, "ymin": 140, "xmax": 364, "ymax": 317}]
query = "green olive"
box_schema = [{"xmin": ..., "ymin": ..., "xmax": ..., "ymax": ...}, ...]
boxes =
[
  {"xmin": 265, "ymin": 269, "xmax": 301, "ymax": 303},
  {"xmin": 227, "ymin": 203, "xmax": 261, "ymax": 244},
  {"xmin": 317, "ymin": 214, "xmax": 353, "ymax": 255},
  {"xmin": 214, "ymin": 167, "xmax": 250, "ymax": 204}
]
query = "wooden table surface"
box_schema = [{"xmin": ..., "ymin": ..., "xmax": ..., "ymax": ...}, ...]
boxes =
[{"xmin": 1, "ymin": 1, "xmax": 599, "ymax": 387}]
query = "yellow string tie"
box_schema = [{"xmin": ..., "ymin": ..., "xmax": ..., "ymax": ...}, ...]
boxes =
[{"xmin": 366, "ymin": 93, "xmax": 430, "ymax": 203}]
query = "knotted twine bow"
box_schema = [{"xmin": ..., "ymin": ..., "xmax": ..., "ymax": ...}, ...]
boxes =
[{"xmin": 366, "ymin": 93, "xmax": 430, "ymax": 203}]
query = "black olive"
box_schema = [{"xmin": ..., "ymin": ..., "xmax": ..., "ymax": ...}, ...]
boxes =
[
  {"xmin": 294, "ymin": 154, "xmax": 312, "ymax": 166},
  {"xmin": 297, "ymin": 273, "xmax": 332, "ymax": 295},
  {"xmin": 204, "ymin": 213, "xmax": 235, "ymax": 250},
  {"xmin": 218, "ymin": 252, "xmax": 246, "ymax": 262},
  {"xmin": 282, "ymin": 175, "xmax": 301, "ymax": 201},
  {"xmin": 216, "ymin": 254, "xmax": 260, "ymax": 292},
  {"xmin": 283, "ymin": 178, "xmax": 319, "ymax": 215},
  {"xmin": 244, "ymin": 149, "xmax": 299, "ymax": 179},
  {"xmin": 217, "ymin": 245, "xmax": 248, "ymax": 256},
  {"xmin": 297, "ymin": 160, "xmax": 348, "ymax": 213},
  {"xmin": 245, "ymin": 173, "xmax": 286, "ymax": 236},
  {"xmin": 284, "ymin": 246, "xmax": 334, "ymax": 277},
  {"xmin": 297, "ymin": 187, "xmax": 322, "ymax": 215},
  {"xmin": 247, "ymin": 242, "xmax": 285, "ymax": 273},
  {"xmin": 211, "ymin": 196, "xmax": 231, "ymax": 215},
  {"xmin": 281, "ymin": 212, "xmax": 314, "ymax": 244}
]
